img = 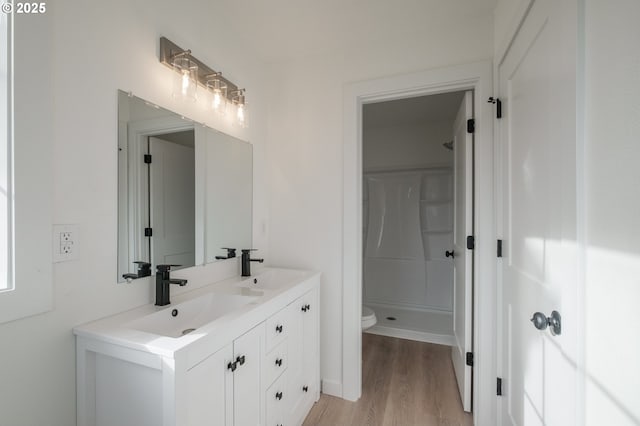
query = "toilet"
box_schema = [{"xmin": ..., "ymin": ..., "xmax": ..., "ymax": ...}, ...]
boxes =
[{"xmin": 361, "ymin": 305, "xmax": 377, "ymax": 330}]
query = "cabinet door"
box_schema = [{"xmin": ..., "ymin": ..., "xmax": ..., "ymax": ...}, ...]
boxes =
[
  {"xmin": 187, "ymin": 343, "xmax": 234, "ymax": 426},
  {"xmin": 300, "ymin": 289, "xmax": 319, "ymax": 395},
  {"xmin": 233, "ymin": 323, "xmax": 264, "ymax": 426},
  {"xmin": 287, "ymin": 289, "xmax": 320, "ymax": 425}
]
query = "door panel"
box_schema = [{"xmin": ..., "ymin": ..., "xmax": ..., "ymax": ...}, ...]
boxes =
[
  {"xmin": 149, "ymin": 136, "xmax": 195, "ymax": 268},
  {"xmin": 498, "ymin": 0, "xmax": 578, "ymax": 424},
  {"xmin": 451, "ymin": 90, "xmax": 473, "ymax": 412}
]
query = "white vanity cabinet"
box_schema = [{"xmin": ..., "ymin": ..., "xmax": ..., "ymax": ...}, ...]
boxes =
[
  {"xmin": 186, "ymin": 323, "xmax": 263, "ymax": 426},
  {"xmin": 75, "ymin": 268, "xmax": 320, "ymax": 426}
]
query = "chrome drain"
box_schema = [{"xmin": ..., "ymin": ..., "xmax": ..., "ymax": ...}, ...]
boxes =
[{"xmin": 181, "ymin": 328, "xmax": 196, "ymax": 336}]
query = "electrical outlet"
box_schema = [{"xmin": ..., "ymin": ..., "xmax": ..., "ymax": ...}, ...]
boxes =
[
  {"xmin": 53, "ymin": 224, "xmax": 79, "ymax": 262},
  {"xmin": 60, "ymin": 241, "xmax": 73, "ymax": 254}
]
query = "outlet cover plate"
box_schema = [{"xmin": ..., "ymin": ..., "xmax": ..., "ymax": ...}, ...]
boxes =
[{"xmin": 53, "ymin": 224, "xmax": 79, "ymax": 262}]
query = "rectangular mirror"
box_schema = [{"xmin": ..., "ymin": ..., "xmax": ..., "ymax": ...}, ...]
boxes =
[{"xmin": 117, "ymin": 91, "xmax": 252, "ymax": 282}]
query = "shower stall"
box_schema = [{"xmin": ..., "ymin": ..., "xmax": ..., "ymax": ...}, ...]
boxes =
[{"xmin": 363, "ymin": 167, "xmax": 454, "ymax": 344}]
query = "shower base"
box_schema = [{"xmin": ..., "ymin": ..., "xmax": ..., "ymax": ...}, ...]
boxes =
[{"xmin": 364, "ymin": 304, "xmax": 454, "ymax": 346}]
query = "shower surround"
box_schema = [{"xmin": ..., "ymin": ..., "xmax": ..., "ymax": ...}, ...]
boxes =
[{"xmin": 363, "ymin": 167, "xmax": 454, "ymax": 343}]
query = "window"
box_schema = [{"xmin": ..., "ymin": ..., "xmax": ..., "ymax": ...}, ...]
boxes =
[{"xmin": 0, "ymin": 8, "xmax": 11, "ymax": 292}]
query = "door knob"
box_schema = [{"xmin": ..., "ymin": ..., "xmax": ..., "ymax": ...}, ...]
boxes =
[
  {"xmin": 445, "ymin": 250, "xmax": 455, "ymax": 258},
  {"xmin": 530, "ymin": 310, "xmax": 561, "ymax": 336}
]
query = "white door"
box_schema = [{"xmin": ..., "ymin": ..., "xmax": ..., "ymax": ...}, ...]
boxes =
[
  {"xmin": 451, "ymin": 90, "xmax": 474, "ymax": 412},
  {"xmin": 497, "ymin": 0, "xmax": 579, "ymax": 424},
  {"xmin": 149, "ymin": 136, "xmax": 195, "ymax": 269}
]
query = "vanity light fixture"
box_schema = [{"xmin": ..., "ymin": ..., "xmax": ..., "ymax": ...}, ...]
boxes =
[{"xmin": 159, "ymin": 37, "xmax": 246, "ymax": 126}]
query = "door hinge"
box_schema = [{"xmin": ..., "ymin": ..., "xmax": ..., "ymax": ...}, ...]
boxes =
[
  {"xmin": 144, "ymin": 154, "xmax": 152, "ymax": 164},
  {"xmin": 466, "ymin": 235, "xmax": 475, "ymax": 250},
  {"xmin": 497, "ymin": 377, "xmax": 503, "ymax": 396},
  {"xmin": 466, "ymin": 352, "xmax": 474, "ymax": 367},
  {"xmin": 466, "ymin": 118, "xmax": 475, "ymax": 133},
  {"xmin": 144, "ymin": 227, "xmax": 153, "ymax": 237},
  {"xmin": 497, "ymin": 239, "xmax": 503, "ymax": 258},
  {"xmin": 488, "ymin": 97, "xmax": 502, "ymax": 119}
]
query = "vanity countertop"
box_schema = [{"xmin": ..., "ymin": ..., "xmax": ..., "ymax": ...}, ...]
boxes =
[{"xmin": 73, "ymin": 267, "xmax": 319, "ymax": 359}]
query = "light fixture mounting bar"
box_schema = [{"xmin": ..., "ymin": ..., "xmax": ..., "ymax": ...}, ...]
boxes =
[{"xmin": 159, "ymin": 37, "xmax": 239, "ymax": 100}]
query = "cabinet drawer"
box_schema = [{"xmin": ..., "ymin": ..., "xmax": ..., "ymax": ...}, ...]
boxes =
[
  {"xmin": 265, "ymin": 308, "xmax": 289, "ymax": 352},
  {"xmin": 266, "ymin": 372, "xmax": 288, "ymax": 426},
  {"xmin": 265, "ymin": 340, "xmax": 288, "ymax": 387}
]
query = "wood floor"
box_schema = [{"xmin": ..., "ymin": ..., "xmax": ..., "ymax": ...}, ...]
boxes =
[{"xmin": 303, "ymin": 334, "xmax": 473, "ymax": 426}]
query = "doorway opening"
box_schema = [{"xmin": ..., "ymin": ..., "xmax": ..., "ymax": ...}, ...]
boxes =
[
  {"xmin": 360, "ymin": 90, "xmax": 474, "ymax": 413},
  {"xmin": 361, "ymin": 91, "xmax": 465, "ymax": 343}
]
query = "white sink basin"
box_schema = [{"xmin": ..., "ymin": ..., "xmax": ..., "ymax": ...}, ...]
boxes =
[
  {"xmin": 126, "ymin": 292, "xmax": 260, "ymax": 338},
  {"xmin": 237, "ymin": 268, "xmax": 312, "ymax": 291}
]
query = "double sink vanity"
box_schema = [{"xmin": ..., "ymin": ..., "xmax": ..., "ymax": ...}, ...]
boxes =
[
  {"xmin": 75, "ymin": 267, "xmax": 320, "ymax": 426},
  {"xmin": 75, "ymin": 91, "xmax": 320, "ymax": 426}
]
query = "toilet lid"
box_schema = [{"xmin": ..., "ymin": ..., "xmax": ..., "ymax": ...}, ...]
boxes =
[{"xmin": 362, "ymin": 306, "xmax": 376, "ymax": 320}]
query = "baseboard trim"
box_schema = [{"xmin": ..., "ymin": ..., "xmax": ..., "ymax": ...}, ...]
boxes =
[
  {"xmin": 365, "ymin": 325, "xmax": 455, "ymax": 346},
  {"xmin": 321, "ymin": 379, "xmax": 343, "ymax": 398}
]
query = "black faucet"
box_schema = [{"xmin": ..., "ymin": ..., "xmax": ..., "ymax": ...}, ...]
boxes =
[
  {"xmin": 241, "ymin": 249, "xmax": 264, "ymax": 277},
  {"xmin": 155, "ymin": 264, "xmax": 188, "ymax": 306},
  {"xmin": 122, "ymin": 261, "xmax": 152, "ymax": 281},
  {"xmin": 215, "ymin": 247, "xmax": 237, "ymax": 260}
]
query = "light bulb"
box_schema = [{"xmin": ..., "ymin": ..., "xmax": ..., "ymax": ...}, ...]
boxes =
[
  {"xmin": 212, "ymin": 90, "xmax": 222, "ymax": 110},
  {"xmin": 237, "ymin": 103, "xmax": 245, "ymax": 124},
  {"xmin": 181, "ymin": 70, "xmax": 190, "ymax": 96}
]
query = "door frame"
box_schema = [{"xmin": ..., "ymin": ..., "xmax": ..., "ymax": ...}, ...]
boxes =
[{"xmin": 341, "ymin": 60, "xmax": 496, "ymax": 425}]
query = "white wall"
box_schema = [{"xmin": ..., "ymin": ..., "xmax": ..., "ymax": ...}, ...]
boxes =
[
  {"xmin": 0, "ymin": 1, "xmax": 269, "ymax": 425},
  {"xmin": 363, "ymin": 122, "xmax": 453, "ymax": 171},
  {"xmin": 265, "ymin": 6, "xmax": 494, "ymax": 392},
  {"xmin": 583, "ymin": 1, "xmax": 640, "ymax": 424},
  {"xmin": 493, "ymin": 0, "xmax": 530, "ymax": 58}
]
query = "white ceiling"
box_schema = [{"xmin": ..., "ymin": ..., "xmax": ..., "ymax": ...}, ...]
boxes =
[
  {"xmin": 214, "ymin": 0, "xmax": 498, "ymax": 63},
  {"xmin": 363, "ymin": 91, "xmax": 466, "ymax": 128}
]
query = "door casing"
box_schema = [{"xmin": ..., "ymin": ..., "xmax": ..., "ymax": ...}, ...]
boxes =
[{"xmin": 341, "ymin": 61, "xmax": 495, "ymax": 425}]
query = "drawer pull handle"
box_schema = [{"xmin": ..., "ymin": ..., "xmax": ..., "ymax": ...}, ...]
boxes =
[
  {"xmin": 303, "ymin": 385, "xmax": 309, "ymax": 392},
  {"xmin": 227, "ymin": 361, "xmax": 237, "ymax": 372},
  {"xmin": 275, "ymin": 325, "xmax": 283, "ymax": 333},
  {"xmin": 302, "ymin": 304, "xmax": 311, "ymax": 312},
  {"xmin": 275, "ymin": 391, "xmax": 283, "ymax": 400},
  {"xmin": 236, "ymin": 355, "xmax": 246, "ymax": 366},
  {"xmin": 275, "ymin": 358, "xmax": 283, "ymax": 367}
]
